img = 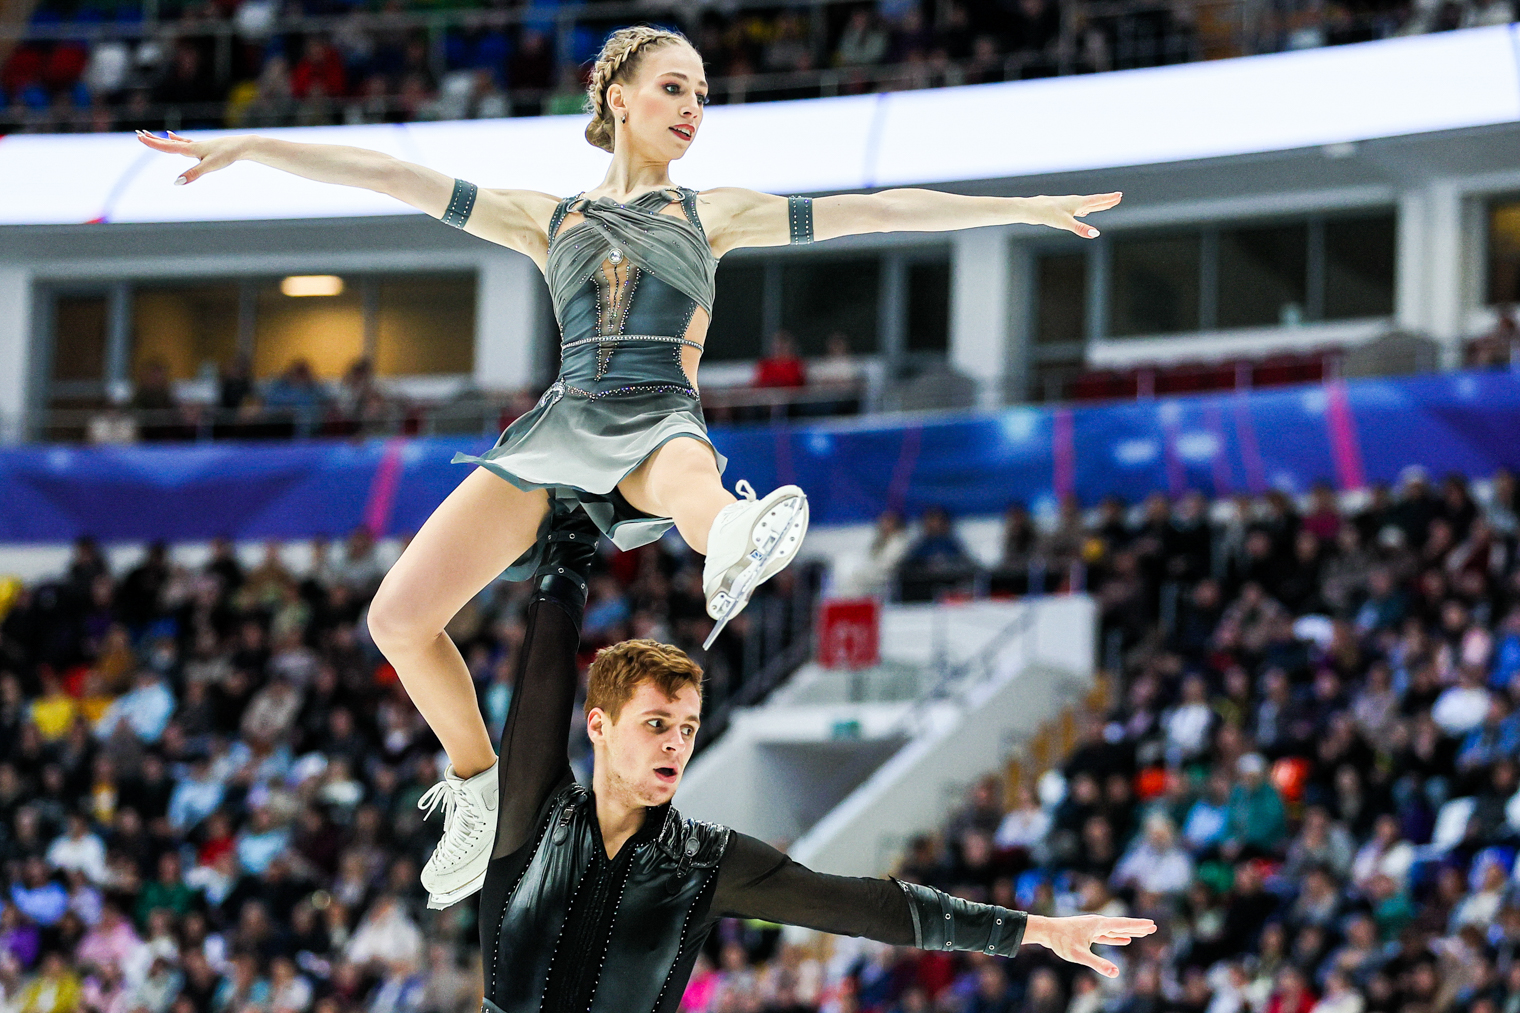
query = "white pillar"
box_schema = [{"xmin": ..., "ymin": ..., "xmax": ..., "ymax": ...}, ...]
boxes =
[
  {"xmin": 1395, "ymin": 187, "xmax": 1429, "ymax": 336},
  {"xmin": 475, "ymin": 250, "xmax": 543, "ymax": 391},
  {"xmin": 0, "ymin": 266, "xmax": 33, "ymax": 444},
  {"xmin": 1396, "ymin": 181, "xmax": 1467, "ymax": 368},
  {"xmin": 1004, "ymin": 243, "xmax": 1035, "ymax": 404},
  {"xmin": 950, "ymin": 226, "xmax": 1013, "ymax": 408},
  {"xmin": 1424, "ymin": 181, "xmax": 1467, "ymax": 348}
]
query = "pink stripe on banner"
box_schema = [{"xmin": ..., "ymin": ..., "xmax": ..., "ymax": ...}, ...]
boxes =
[
  {"xmin": 1232, "ymin": 396, "xmax": 1267, "ymax": 494},
  {"xmin": 1204, "ymin": 403, "xmax": 1234, "ymax": 496},
  {"xmin": 774, "ymin": 424, "xmax": 795, "ymax": 488},
  {"xmin": 363, "ymin": 439, "xmax": 407, "ymax": 537},
  {"xmin": 885, "ymin": 426, "xmax": 923, "ymax": 514},
  {"xmin": 1052, "ymin": 409, "xmax": 1075, "ymax": 499},
  {"xmin": 1324, "ymin": 380, "xmax": 1366, "ymax": 491},
  {"xmin": 1161, "ymin": 415, "xmax": 1185, "ymax": 497}
]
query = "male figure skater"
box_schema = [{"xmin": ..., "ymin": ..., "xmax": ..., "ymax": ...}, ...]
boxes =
[{"xmin": 472, "ymin": 502, "xmax": 1154, "ymax": 1012}]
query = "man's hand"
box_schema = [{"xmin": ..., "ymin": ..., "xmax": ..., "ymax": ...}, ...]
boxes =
[{"xmin": 1022, "ymin": 913, "xmax": 1157, "ymax": 977}]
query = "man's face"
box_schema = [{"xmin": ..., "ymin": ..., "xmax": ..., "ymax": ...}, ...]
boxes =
[{"xmin": 590, "ymin": 681, "xmax": 702, "ymax": 806}]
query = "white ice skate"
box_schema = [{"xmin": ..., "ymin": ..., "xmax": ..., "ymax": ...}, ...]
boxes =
[
  {"xmin": 701, "ymin": 480, "xmax": 809, "ymax": 650},
  {"xmin": 418, "ymin": 758, "xmax": 499, "ymax": 909}
]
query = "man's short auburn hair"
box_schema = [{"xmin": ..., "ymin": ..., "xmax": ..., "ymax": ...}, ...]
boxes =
[{"xmin": 584, "ymin": 639, "xmax": 704, "ymax": 723}]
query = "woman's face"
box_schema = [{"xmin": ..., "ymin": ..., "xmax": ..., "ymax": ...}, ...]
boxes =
[{"xmin": 609, "ymin": 43, "xmax": 708, "ymax": 161}]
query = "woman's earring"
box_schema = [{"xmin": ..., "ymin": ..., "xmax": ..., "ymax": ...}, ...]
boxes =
[{"xmin": 621, "ymin": 114, "xmax": 627, "ymax": 123}]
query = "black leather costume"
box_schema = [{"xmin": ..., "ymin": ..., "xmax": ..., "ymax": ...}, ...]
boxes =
[{"xmin": 478, "ymin": 553, "xmax": 1030, "ymax": 1013}]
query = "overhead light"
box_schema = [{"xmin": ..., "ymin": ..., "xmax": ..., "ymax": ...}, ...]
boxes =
[{"xmin": 281, "ymin": 275, "xmax": 344, "ymax": 297}]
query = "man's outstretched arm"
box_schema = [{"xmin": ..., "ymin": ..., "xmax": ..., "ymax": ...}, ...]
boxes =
[{"xmin": 711, "ymin": 833, "xmax": 1154, "ymax": 976}]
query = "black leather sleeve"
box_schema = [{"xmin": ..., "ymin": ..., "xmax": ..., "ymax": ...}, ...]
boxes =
[
  {"xmin": 895, "ymin": 880, "xmax": 1028, "ymax": 957},
  {"xmin": 711, "ymin": 833, "xmax": 915, "ymax": 944},
  {"xmin": 490, "ymin": 595, "xmax": 578, "ymax": 860}
]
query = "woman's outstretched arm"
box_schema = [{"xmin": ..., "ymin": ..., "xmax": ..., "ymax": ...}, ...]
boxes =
[
  {"xmin": 134, "ymin": 130, "xmax": 558, "ymax": 263},
  {"xmin": 697, "ymin": 186, "xmax": 1121, "ymax": 256}
]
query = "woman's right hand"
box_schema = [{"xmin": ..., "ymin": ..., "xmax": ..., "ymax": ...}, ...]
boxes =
[{"xmin": 135, "ymin": 129, "xmax": 252, "ymax": 185}]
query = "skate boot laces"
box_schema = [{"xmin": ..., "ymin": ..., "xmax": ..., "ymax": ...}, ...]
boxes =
[{"xmin": 419, "ymin": 777, "xmax": 490, "ymax": 872}]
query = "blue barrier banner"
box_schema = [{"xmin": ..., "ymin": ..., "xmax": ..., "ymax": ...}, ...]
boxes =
[{"xmin": 4, "ymin": 371, "xmax": 1520, "ymax": 544}]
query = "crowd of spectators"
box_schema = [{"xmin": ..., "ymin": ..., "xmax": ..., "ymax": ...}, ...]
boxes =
[
  {"xmin": 0, "ymin": 513, "xmax": 809, "ymax": 1013},
  {"xmin": 764, "ymin": 463, "xmax": 1520, "ymax": 1012},
  {"xmin": 86, "ymin": 355, "xmax": 453, "ymax": 444},
  {"xmin": 6, "ymin": 0, "xmax": 1513, "ymax": 135},
  {"xmin": 16, "ymin": 414, "xmax": 1520, "ymax": 1012}
]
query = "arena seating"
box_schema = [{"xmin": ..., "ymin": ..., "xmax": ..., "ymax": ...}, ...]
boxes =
[
  {"xmin": 2, "ymin": 461, "xmax": 1516, "ymax": 1010},
  {"xmin": 0, "ymin": 0, "xmax": 1443, "ymax": 136},
  {"xmin": 1066, "ymin": 352, "xmax": 1333, "ymax": 404}
]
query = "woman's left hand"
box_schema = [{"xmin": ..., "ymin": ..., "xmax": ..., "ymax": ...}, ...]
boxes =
[{"xmin": 1029, "ymin": 192, "xmax": 1123, "ymax": 239}]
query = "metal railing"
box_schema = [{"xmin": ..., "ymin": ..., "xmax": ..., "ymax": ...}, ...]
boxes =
[
  {"xmin": 694, "ymin": 559, "xmax": 823, "ymax": 755},
  {"xmin": 16, "ymin": 324, "xmax": 1489, "ymax": 446},
  {"xmin": 21, "ymin": 380, "xmax": 877, "ymax": 444},
  {"xmin": 0, "ymin": 0, "xmax": 1418, "ymax": 135}
]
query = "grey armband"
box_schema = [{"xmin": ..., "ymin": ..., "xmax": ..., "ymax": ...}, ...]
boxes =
[
  {"xmin": 787, "ymin": 195, "xmax": 813, "ymax": 244},
  {"xmin": 895, "ymin": 879, "xmax": 1027, "ymax": 957},
  {"xmin": 441, "ymin": 178, "xmax": 478, "ymax": 229}
]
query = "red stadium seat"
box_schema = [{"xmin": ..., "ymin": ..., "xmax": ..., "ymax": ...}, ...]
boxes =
[
  {"xmin": 41, "ymin": 42, "xmax": 88, "ymax": 88},
  {"xmin": 1, "ymin": 45, "xmax": 45, "ymax": 94}
]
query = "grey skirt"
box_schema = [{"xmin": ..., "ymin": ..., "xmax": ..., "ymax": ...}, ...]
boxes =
[{"xmin": 451, "ymin": 384, "xmax": 728, "ymax": 580}]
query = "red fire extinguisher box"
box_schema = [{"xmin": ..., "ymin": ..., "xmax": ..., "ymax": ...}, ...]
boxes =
[{"xmin": 816, "ymin": 598, "xmax": 881, "ymax": 670}]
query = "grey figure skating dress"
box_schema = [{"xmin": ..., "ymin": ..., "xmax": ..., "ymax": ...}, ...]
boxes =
[{"xmin": 450, "ymin": 186, "xmax": 726, "ymax": 577}]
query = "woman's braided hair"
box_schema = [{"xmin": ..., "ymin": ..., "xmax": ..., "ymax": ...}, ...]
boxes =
[{"xmin": 584, "ymin": 25, "xmax": 691, "ymax": 153}]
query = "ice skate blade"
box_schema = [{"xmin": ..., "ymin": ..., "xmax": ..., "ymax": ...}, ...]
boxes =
[
  {"xmin": 424, "ymin": 867, "xmax": 488, "ymax": 910},
  {"xmin": 702, "ymin": 496, "xmax": 808, "ymax": 650}
]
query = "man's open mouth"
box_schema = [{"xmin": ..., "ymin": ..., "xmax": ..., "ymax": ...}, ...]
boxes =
[{"xmin": 654, "ymin": 766, "xmax": 678, "ymax": 782}]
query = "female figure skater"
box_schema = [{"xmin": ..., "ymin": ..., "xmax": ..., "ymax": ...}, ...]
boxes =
[{"xmin": 136, "ymin": 24, "xmax": 1121, "ymax": 910}]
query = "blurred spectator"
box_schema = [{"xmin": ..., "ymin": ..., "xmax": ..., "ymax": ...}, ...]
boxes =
[
  {"xmin": 544, "ymin": 65, "xmax": 586, "ymax": 116},
  {"xmin": 897, "ymin": 506, "xmax": 977, "ymax": 601},
  {"xmin": 94, "ymin": 669, "xmax": 175, "ymax": 745},
  {"xmin": 45, "ymin": 814, "xmax": 107, "ymax": 886},
  {"xmin": 150, "ymin": 40, "xmax": 223, "ymax": 128},
  {"xmin": 291, "ymin": 36, "xmax": 348, "ymax": 101},
  {"xmin": 1110, "ymin": 812, "xmax": 1194, "ymax": 896},
  {"xmin": 1470, "ymin": 306, "xmax": 1517, "ymax": 368},
  {"xmin": 508, "ymin": 30, "xmax": 555, "ymax": 110},
  {"xmin": 132, "ymin": 360, "xmax": 185, "ymax": 442},
  {"xmin": 836, "ymin": 10, "xmax": 890, "ymax": 66},
  {"xmin": 216, "ymin": 354, "xmax": 254, "ymax": 416},
  {"xmin": 838, "ymin": 510, "xmax": 910, "ymax": 597},
  {"xmin": 808, "ymin": 333, "xmax": 865, "ymax": 415},
  {"xmin": 263, "ymin": 359, "xmax": 326, "ymax": 437},
  {"xmin": 754, "ymin": 331, "xmax": 807, "ymax": 389},
  {"xmin": 17, "ymin": 951, "xmax": 82, "ymax": 1013},
  {"xmin": 1223, "ymin": 752, "xmax": 1287, "ymax": 860},
  {"xmin": 239, "ymin": 55, "xmax": 298, "ymax": 128}
]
